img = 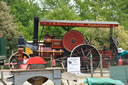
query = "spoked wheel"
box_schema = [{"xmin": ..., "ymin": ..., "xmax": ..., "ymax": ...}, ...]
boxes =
[
  {"xmin": 70, "ymin": 44, "xmax": 100, "ymax": 73},
  {"xmin": 9, "ymin": 52, "xmax": 30, "ymax": 69}
]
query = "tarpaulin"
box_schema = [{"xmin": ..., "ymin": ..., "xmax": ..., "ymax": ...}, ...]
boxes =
[{"xmin": 84, "ymin": 78, "xmax": 124, "ymax": 85}]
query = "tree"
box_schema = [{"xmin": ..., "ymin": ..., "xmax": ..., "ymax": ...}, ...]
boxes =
[
  {"xmin": 0, "ymin": 1, "xmax": 20, "ymax": 57},
  {"xmin": 73, "ymin": 0, "xmax": 128, "ymax": 29},
  {"xmin": 83, "ymin": 26, "xmax": 128, "ymax": 50},
  {"xmin": 4, "ymin": 0, "xmax": 41, "ymax": 27},
  {"xmin": 3, "ymin": 0, "xmax": 42, "ymax": 41},
  {"xmin": 40, "ymin": 0, "xmax": 81, "ymax": 37}
]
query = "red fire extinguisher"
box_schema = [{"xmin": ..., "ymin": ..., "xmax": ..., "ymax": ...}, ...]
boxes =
[{"xmin": 118, "ymin": 58, "xmax": 122, "ymax": 66}]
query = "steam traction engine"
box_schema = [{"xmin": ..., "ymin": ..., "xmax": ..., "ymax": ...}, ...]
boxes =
[{"xmin": 9, "ymin": 17, "xmax": 119, "ymax": 73}]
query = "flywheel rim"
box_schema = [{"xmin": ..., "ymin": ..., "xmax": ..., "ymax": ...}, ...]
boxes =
[{"xmin": 63, "ymin": 30, "xmax": 85, "ymax": 52}]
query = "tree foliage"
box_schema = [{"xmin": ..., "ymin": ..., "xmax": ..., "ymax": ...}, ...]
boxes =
[
  {"xmin": 115, "ymin": 26, "xmax": 128, "ymax": 50},
  {"xmin": 40, "ymin": 0, "xmax": 81, "ymax": 37},
  {"xmin": 0, "ymin": 1, "xmax": 20, "ymax": 57},
  {"xmin": 2, "ymin": 0, "xmax": 128, "ymax": 51},
  {"xmin": 3, "ymin": 0, "xmax": 42, "ymax": 40},
  {"xmin": 83, "ymin": 26, "xmax": 128, "ymax": 50},
  {"xmin": 4, "ymin": 0, "xmax": 41, "ymax": 27},
  {"xmin": 73, "ymin": 0, "xmax": 128, "ymax": 29}
]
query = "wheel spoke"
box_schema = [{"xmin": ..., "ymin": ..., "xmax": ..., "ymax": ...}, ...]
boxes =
[
  {"xmin": 87, "ymin": 50, "xmax": 91, "ymax": 57},
  {"xmin": 76, "ymin": 49, "xmax": 82, "ymax": 56},
  {"xmin": 81, "ymin": 48, "xmax": 85, "ymax": 56},
  {"xmin": 85, "ymin": 64, "xmax": 90, "ymax": 71}
]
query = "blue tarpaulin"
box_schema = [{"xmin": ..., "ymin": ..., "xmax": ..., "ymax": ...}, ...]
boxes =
[{"xmin": 84, "ymin": 78, "xmax": 124, "ymax": 85}]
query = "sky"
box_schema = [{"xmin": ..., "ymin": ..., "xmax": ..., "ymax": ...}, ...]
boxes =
[{"xmin": 34, "ymin": 0, "xmax": 74, "ymax": 8}]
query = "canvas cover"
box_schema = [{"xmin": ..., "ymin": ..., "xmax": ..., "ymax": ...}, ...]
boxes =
[{"xmin": 84, "ymin": 78, "xmax": 124, "ymax": 85}]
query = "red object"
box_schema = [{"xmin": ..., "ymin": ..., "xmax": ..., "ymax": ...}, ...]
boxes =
[
  {"xmin": 99, "ymin": 50, "xmax": 113, "ymax": 68},
  {"xmin": 63, "ymin": 30, "xmax": 85, "ymax": 52},
  {"xmin": 52, "ymin": 59, "xmax": 56, "ymax": 66},
  {"xmin": 20, "ymin": 64, "xmax": 28, "ymax": 69},
  {"xmin": 4, "ymin": 63, "xmax": 17, "ymax": 65},
  {"xmin": 18, "ymin": 48, "xmax": 23, "ymax": 62},
  {"xmin": 118, "ymin": 58, "xmax": 122, "ymax": 66},
  {"xmin": 26, "ymin": 56, "xmax": 47, "ymax": 64},
  {"xmin": 40, "ymin": 20, "xmax": 118, "ymax": 28},
  {"xmin": 52, "ymin": 39, "xmax": 63, "ymax": 49}
]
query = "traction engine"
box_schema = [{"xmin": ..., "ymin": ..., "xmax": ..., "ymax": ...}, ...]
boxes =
[{"xmin": 9, "ymin": 17, "xmax": 119, "ymax": 73}]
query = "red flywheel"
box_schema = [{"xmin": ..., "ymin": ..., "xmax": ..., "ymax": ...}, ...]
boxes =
[{"xmin": 62, "ymin": 30, "xmax": 85, "ymax": 52}]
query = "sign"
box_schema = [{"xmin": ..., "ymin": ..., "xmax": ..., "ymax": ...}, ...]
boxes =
[{"xmin": 67, "ymin": 57, "xmax": 80, "ymax": 75}]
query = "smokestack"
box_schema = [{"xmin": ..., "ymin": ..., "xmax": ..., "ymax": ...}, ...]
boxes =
[{"xmin": 33, "ymin": 17, "xmax": 39, "ymax": 45}]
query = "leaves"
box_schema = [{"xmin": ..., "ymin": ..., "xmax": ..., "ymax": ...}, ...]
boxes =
[
  {"xmin": 2, "ymin": 0, "xmax": 128, "ymax": 52},
  {"xmin": 0, "ymin": 1, "xmax": 20, "ymax": 57},
  {"xmin": 4, "ymin": 0, "xmax": 41, "ymax": 27}
]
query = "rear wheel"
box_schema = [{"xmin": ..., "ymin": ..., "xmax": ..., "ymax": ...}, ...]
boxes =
[{"xmin": 70, "ymin": 44, "xmax": 100, "ymax": 73}]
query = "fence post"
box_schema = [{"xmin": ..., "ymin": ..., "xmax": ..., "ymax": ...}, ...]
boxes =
[
  {"xmin": 100, "ymin": 54, "xmax": 103, "ymax": 76},
  {"xmin": 90, "ymin": 53, "xmax": 93, "ymax": 77}
]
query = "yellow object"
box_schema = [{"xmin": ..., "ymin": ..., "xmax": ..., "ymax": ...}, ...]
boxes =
[
  {"xmin": 25, "ymin": 47, "xmax": 33, "ymax": 55},
  {"xmin": 24, "ymin": 56, "xmax": 27, "ymax": 59}
]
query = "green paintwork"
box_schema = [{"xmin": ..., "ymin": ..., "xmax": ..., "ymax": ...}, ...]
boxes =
[{"xmin": 0, "ymin": 33, "xmax": 6, "ymax": 60}]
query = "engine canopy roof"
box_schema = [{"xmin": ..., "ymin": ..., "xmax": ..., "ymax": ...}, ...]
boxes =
[{"xmin": 40, "ymin": 20, "xmax": 119, "ymax": 28}]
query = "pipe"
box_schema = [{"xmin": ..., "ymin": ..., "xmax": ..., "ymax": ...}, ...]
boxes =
[
  {"xmin": 33, "ymin": 17, "xmax": 39, "ymax": 45},
  {"xmin": 109, "ymin": 27, "xmax": 113, "ymax": 42}
]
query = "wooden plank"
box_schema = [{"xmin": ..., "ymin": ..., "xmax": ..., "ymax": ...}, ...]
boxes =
[{"xmin": 100, "ymin": 54, "xmax": 103, "ymax": 76}]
